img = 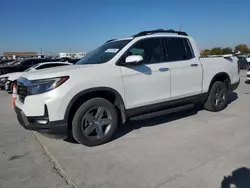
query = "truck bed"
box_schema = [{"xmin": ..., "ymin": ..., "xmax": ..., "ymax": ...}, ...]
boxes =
[{"xmin": 200, "ymin": 56, "xmax": 239, "ymax": 92}]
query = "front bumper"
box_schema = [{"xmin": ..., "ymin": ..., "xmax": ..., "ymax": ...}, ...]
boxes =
[
  {"xmin": 0, "ymin": 81, "xmax": 6, "ymax": 88},
  {"xmin": 14, "ymin": 104, "xmax": 68, "ymax": 138}
]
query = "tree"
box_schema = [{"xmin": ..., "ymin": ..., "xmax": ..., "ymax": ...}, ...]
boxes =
[
  {"xmin": 221, "ymin": 47, "xmax": 233, "ymax": 55},
  {"xmin": 210, "ymin": 47, "xmax": 222, "ymax": 55},
  {"xmin": 234, "ymin": 44, "xmax": 249, "ymax": 54},
  {"xmin": 201, "ymin": 49, "xmax": 210, "ymax": 56}
]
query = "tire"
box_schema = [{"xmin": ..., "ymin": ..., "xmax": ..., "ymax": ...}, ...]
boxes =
[
  {"xmin": 72, "ymin": 98, "xmax": 118, "ymax": 146},
  {"xmin": 204, "ymin": 81, "xmax": 229, "ymax": 112}
]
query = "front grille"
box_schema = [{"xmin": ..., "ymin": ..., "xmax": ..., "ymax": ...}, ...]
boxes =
[
  {"xmin": 0, "ymin": 79, "xmax": 6, "ymax": 85},
  {"xmin": 17, "ymin": 84, "xmax": 27, "ymax": 103}
]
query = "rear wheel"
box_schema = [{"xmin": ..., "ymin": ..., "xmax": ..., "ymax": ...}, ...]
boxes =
[
  {"xmin": 204, "ymin": 81, "xmax": 229, "ymax": 112},
  {"xmin": 72, "ymin": 98, "xmax": 118, "ymax": 146}
]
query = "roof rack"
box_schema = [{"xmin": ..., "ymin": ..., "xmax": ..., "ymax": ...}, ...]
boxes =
[
  {"xmin": 105, "ymin": 39, "xmax": 116, "ymax": 43},
  {"xmin": 133, "ymin": 29, "xmax": 188, "ymax": 38}
]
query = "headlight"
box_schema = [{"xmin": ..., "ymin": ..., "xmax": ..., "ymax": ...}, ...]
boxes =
[
  {"xmin": 0, "ymin": 77, "xmax": 8, "ymax": 82},
  {"xmin": 27, "ymin": 76, "xmax": 69, "ymax": 95}
]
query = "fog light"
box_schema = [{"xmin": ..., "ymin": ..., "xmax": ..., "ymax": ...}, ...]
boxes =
[{"xmin": 37, "ymin": 120, "xmax": 48, "ymax": 124}]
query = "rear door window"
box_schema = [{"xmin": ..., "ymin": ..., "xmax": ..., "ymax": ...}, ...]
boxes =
[{"xmin": 163, "ymin": 37, "xmax": 194, "ymax": 62}]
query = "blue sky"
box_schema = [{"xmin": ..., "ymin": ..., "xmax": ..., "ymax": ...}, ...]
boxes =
[{"xmin": 0, "ymin": 0, "xmax": 250, "ymax": 54}]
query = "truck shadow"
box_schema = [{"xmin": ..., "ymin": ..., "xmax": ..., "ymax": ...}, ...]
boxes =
[
  {"xmin": 114, "ymin": 107, "xmax": 199, "ymax": 140},
  {"xmin": 221, "ymin": 167, "xmax": 250, "ymax": 188},
  {"xmin": 64, "ymin": 92, "xmax": 238, "ymax": 144},
  {"xmin": 114, "ymin": 92, "xmax": 238, "ymax": 141},
  {"xmin": 229, "ymin": 92, "xmax": 238, "ymax": 104}
]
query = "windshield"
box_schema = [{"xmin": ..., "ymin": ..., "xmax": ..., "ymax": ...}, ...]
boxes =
[
  {"xmin": 76, "ymin": 40, "xmax": 131, "ymax": 65},
  {"xmin": 15, "ymin": 59, "xmax": 26, "ymax": 66}
]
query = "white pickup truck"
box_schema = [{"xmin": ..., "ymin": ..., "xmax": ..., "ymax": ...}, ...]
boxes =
[{"xmin": 14, "ymin": 29, "xmax": 240, "ymax": 146}]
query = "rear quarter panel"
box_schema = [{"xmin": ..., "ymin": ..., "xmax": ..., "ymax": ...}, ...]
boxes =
[{"xmin": 200, "ymin": 57, "xmax": 240, "ymax": 92}]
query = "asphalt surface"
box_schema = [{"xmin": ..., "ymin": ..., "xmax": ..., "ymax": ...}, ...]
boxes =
[
  {"xmin": 0, "ymin": 71, "xmax": 250, "ymax": 188},
  {"xmin": 0, "ymin": 91, "xmax": 71, "ymax": 188}
]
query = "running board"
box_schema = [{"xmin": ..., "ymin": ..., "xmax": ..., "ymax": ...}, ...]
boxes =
[{"xmin": 130, "ymin": 104, "xmax": 194, "ymax": 121}]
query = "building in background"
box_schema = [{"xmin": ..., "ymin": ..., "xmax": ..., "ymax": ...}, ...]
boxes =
[
  {"xmin": 59, "ymin": 52, "xmax": 86, "ymax": 59},
  {"xmin": 3, "ymin": 52, "xmax": 37, "ymax": 59}
]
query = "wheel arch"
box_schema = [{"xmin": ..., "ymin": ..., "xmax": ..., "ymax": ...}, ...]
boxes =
[
  {"xmin": 64, "ymin": 87, "xmax": 127, "ymax": 131},
  {"xmin": 208, "ymin": 72, "xmax": 231, "ymax": 92}
]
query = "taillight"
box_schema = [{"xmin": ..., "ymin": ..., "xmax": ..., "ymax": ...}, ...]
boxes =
[{"xmin": 238, "ymin": 63, "xmax": 240, "ymax": 74}]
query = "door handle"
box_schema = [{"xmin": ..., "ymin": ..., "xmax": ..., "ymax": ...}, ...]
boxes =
[
  {"xmin": 159, "ymin": 68, "xmax": 169, "ymax": 72},
  {"xmin": 191, "ymin": 64, "xmax": 198, "ymax": 67}
]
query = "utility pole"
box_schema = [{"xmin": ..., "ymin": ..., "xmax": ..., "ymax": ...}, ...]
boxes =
[
  {"xmin": 40, "ymin": 48, "xmax": 43, "ymax": 55},
  {"xmin": 180, "ymin": 25, "xmax": 182, "ymax": 31}
]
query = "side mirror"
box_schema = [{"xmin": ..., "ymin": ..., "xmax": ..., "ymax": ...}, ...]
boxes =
[{"xmin": 125, "ymin": 55, "xmax": 143, "ymax": 65}]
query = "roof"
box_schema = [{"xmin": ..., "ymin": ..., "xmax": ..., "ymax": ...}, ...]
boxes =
[
  {"xmin": 132, "ymin": 29, "xmax": 188, "ymax": 37},
  {"xmin": 106, "ymin": 29, "xmax": 189, "ymax": 43}
]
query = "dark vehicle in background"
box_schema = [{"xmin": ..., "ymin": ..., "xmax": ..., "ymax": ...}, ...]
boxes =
[
  {"xmin": 0, "ymin": 59, "xmax": 14, "ymax": 65},
  {"xmin": 67, "ymin": 58, "xmax": 80, "ymax": 64},
  {"xmin": 0, "ymin": 58, "xmax": 51, "ymax": 75},
  {"xmin": 237, "ymin": 55, "xmax": 250, "ymax": 69},
  {"xmin": 59, "ymin": 57, "xmax": 80, "ymax": 64}
]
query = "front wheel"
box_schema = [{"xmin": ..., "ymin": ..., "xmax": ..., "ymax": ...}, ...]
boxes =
[
  {"xmin": 204, "ymin": 81, "xmax": 229, "ymax": 112},
  {"xmin": 72, "ymin": 98, "xmax": 118, "ymax": 146}
]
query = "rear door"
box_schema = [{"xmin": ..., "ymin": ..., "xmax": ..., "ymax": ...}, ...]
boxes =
[
  {"xmin": 162, "ymin": 37, "xmax": 203, "ymax": 99},
  {"xmin": 119, "ymin": 37, "xmax": 171, "ymax": 109}
]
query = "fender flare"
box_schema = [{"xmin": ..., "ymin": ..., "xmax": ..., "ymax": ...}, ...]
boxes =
[
  {"xmin": 64, "ymin": 87, "xmax": 127, "ymax": 124},
  {"xmin": 208, "ymin": 72, "xmax": 231, "ymax": 91}
]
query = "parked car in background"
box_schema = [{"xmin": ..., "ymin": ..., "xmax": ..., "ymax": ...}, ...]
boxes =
[
  {"xmin": 237, "ymin": 55, "xmax": 249, "ymax": 69},
  {"xmin": 0, "ymin": 59, "xmax": 14, "ymax": 65},
  {"xmin": 0, "ymin": 58, "xmax": 52, "ymax": 76},
  {"xmin": 3, "ymin": 62, "xmax": 72, "ymax": 93},
  {"xmin": 67, "ymin": 58, "xmax": 80, "ymax": 64},
  {"xmin": 0, "ymin": 74, "xmax": 11, "ymax": 90},
  {"xmin": 247, "ymin": 69, "xmax": 250, "ymax": 81},
  {"xmin": 14, "ymin": 29, "xmax": 240, "ymax": 146},
  {"xmin": 59, "ymin": 57, "xmax": 80, "ymax": 64},
  {"xmin": 246, "ymin": 56, "xmax": 250, "ymax": 63}
]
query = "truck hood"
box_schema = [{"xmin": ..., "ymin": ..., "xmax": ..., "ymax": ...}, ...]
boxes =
[{"xmin": 21, "ymin": 64, "xmax": 97, "ymax": 80}]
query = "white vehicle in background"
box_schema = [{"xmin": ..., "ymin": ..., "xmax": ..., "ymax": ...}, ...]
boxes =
[
  {"xmin": 14, "ymin": 29, "xmax": 240, "ymax": 146},
  {"xmin": 5, "ymin": 62, "xmax": 72, "ymax": 93},
  {"xmin": 246, "ymin": 57, "xmax": 250, "ymax": 63},
  {"xmin": 247, "ymin": 69, "xmax": 250, "ymax": 80}
]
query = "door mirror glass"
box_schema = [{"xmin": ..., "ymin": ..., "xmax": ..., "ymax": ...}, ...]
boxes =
[{"xmin": 125, "ymin": 55, "xmax": 143, "ymax": 65}]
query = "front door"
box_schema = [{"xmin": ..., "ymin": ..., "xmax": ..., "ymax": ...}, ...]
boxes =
[{"xmin": 119, "ymin": 38, "xmax": 171, "ymax": 109}]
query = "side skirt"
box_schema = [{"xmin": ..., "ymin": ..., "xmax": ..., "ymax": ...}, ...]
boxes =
[{"xmin": 126, "ymin": 93, "xmax": 208, "ymax": 118}]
